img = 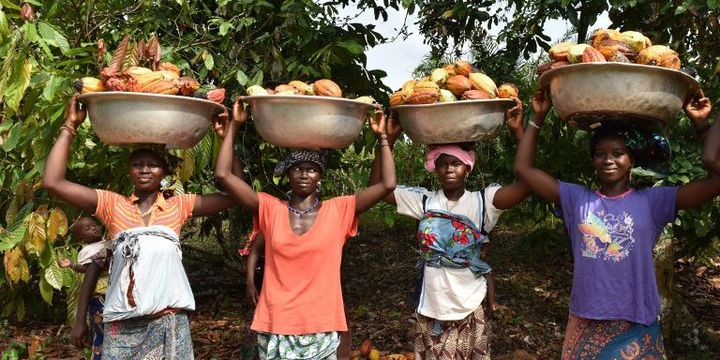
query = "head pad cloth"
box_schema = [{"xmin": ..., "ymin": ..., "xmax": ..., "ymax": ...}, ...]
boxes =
[
  {"xmin": 274, "ymin": 150, "xmax": 328, "ymax": 177},
  {"xmin": 425, "ymin": 145, "xmax": 476, "ymax": 172},
  {"xmin": 590, "ymin": 123, "xmax": 671, "ymax": 169}
]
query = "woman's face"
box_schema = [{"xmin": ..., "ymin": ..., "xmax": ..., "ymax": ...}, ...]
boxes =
[
  {"xmin": 592, "ymin": 135, "xmax": 633, "ymax": 184},
  {"xmin": 286, "ymin": 161, "xmax": 322, "ymax": 196},
  {"xmin": 434, "ymin": 154, "xmax": 469, "ymax": 190},
  {"xmin": 129, "ymin": 152, "xmax": 166, "ymax": 193}
]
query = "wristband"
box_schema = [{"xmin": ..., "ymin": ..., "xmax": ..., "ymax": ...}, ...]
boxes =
[
  {"xmin": 61, "ymin": 125, "xmax": 77, "ymax": 136},
  {"xmin": 528, "ymin": 120, "xmax": 542, "ymax": 130}
]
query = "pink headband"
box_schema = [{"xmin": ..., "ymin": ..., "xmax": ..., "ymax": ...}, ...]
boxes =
[{"xmin": 425, "ymin": 145, "xmax": 476, "ymax": 172}]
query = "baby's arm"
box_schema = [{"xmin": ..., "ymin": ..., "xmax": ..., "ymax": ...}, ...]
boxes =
[{"xmin": 58, "ymin": 259, "xmax": 88, "ymax": 273}]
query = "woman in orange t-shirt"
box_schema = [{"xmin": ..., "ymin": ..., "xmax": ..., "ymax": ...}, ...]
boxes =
[{"xmin": 215, "ymin": 99, "xmax": 396, "ymax": 359}]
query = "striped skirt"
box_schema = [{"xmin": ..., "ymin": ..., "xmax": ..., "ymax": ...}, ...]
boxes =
[{"xmin": 562, "ymin": 314, "xmax": 665, "ymax": 360}]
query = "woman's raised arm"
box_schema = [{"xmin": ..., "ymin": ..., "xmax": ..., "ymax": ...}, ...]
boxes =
[
  {"xmin": 214, "ymin": 99, "xmax": 259, "ymax": 212},
  {"xmin": 356, "ymin": 108, "xmax": 397, "ymax": 214},
  {"xmin": 41, "ymin": 95, "xmax": 98, "ymax": 213},
  {"xmin": 513, "ymin": 89, "xmax": 561, "ymax": 205}
]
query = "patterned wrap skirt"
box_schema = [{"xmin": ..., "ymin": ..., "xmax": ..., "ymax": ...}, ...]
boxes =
[
  {"xmin": 562, "ymin": 314, "xmax": 665, "ymax": 360},
  {"xmin": 414, "ymin": 306, "xmax": 490, "ymax": 360},
  {"xmin": 257, "ymin": 331, "xmax": 340, "ymax": 360},
  {"xmin": 102, "ymin": 312, "xmax": 193, "ymax": 360}
]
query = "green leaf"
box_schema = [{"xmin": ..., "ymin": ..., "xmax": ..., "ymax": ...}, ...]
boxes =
[
  {"xmin": 336, "ymin": 40, "xmax": 364, "ymax": 55},
  {"xmin": 219, "ymin": 21, "xmax": 233, "ymax": 36},
  {"xmin": 236, "ymin": 70, "xmax": 249, "ymax": 86},
  {"xmin": 4, "ymin": 58, "xmax": 32, "ymax": 112},
  {"xmin": 44, "ymin": 262, "xmax": 64, "ymax": 290},
  {"xmin": 203, "ymin": 51, "xmax": 214, "ymax": 70},
  {"xmin": 41, "ymin": 75, "xmax": 65, "ymax": 102},
  {"xmin": 2, "ymin": 123, "xmax": 23, "ymax": 152},
  {"xmin": 39, "ymin": 276, "xmax": 53, "ymax": 304},
  {"xmin": 0, "ymin": 225, "xmax": 27, "ymax": 252},
  {"xmin": 37, "ymin": 21, "xmax": 70, "ymax": 54},
  {"xmin": 249, "ymin": 70, "xmax": 264, "ymax": 86},
  {"xmin": 22, "ymin": 22, "xmax": 39, "ymax": 43},
  {"xmin": 0, "ymin": 0, "xmax": 20, "ymax": 10}
]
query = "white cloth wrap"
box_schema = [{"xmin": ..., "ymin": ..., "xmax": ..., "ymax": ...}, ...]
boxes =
[{"xmin": 103, "ymin": 225, "xmax": 195, "ymax": 322}]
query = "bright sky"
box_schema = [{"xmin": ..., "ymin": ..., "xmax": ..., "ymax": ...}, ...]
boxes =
[{"xmin": 340, "ymin": 6, "xmax": 611, "ymax": 90}]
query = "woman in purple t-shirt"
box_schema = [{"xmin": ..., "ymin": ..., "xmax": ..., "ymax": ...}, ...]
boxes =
[{"xmin": 514, "ymin": 88, "xmax": 720, "ymax": 359}]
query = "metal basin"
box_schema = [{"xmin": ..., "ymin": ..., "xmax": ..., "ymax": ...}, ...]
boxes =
[
  {"xmin": 392, "ymin": 99, "xmax": 515, "ymax": 144},
  {"xmin": 78, "ymin": 92, "xmax": 224, "ymax": 149},
  {"xmin": 244, "ymin": 95, "xmax": 374, "ymax": 149},
  {"xmin": 539, "ymin": 63, "xmax": 701, "ymax": 129}
]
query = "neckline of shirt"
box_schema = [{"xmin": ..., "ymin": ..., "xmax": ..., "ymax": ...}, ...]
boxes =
[{"xmin": 594, "ymin": 188, "xmax": 634, "ymax": 200}]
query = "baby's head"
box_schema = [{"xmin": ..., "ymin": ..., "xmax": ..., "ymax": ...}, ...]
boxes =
[{"xmin": 71, "ymin": 216, "xmax": 102, "ymax": 244}]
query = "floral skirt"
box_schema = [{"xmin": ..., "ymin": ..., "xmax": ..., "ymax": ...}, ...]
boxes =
[
  {"xmin": 257, "ymin": 331, "xmax": 340, "ymax": 360},
  {"xmin": 102, "ymin": 312, "xmax": 193, "ymax": 360},
  {"xmin": 88, "ymin": 295, "xmax": 105, "ymax": 360},
  {"xmin": 414, "ymin": 306, "xmax": 490, "ymax": 360},
  {"xmin": 562, "ymin": 314, "xmax": 665, "ymax": 360}
]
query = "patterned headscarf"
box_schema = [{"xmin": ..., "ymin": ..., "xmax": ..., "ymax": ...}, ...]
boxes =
[
  {"xmin": 273, "ymin": 150, "xmax": 328, "ymax": 176},
  {"xmin": 590, "ymin": 123, "xmax": 671, "ymax": 169}
]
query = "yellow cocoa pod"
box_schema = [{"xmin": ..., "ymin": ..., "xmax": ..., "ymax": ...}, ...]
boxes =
[
  {"xmin": 390, "ymin": 91, "xmax": 408, "ymax": 106},
  {"xmin": 386, "ymin": 354, "xmax": 407, "ymax": 360},
  {"xmin": 288, "ymin": 80, "xmax": 310, "ymax": 94},
  {"xmin": 548, "ymin": 41, "xmax": 574, "ymax": 62},
  {"xmin": 430, "ymin": 68, "xmax": 449, "ymax": 85},
  {"xmin": 620, "ymin": 31, "xmax": 652, "ymax": 53},
  {"xmin": 401, "ymin": 80, "xmax": 417, "ymax": 93},
  {"xmin": 413, "ymin": 81, "xmax": 439, "ymax": 92},
  {"xmin": 73, "ymin": 77, "xmax": 106, "ymax": 94},
  {"xmin": 497, "ymin": 83, "xmax": 519, "ymax": 99},
  {"xmin": 567, "ymin": 44, "xmax": 592, "ymax": 64},
  {"xmin": 468, "ymin": 73, "xmax": 497, "ymax": 97},
  {"xmin": 637, "ymin": 45, "xmax": 681, "ymax": 69},
  {"xmin": 274, "ymin": 84, "xmax": 298, "ymax": 94},
  {"xmin": 590, "ymin": 28, "xmax": 622, "ymax": 48},
  {"xmin": 369, "ymin": 349, "xmax": 381, "ymax": 360},
  {"xmin": 354, "ymin": 96, "xmax": 376, "ymax": 104},
  {"xmin": 246, "ymin": 85, "xmax": 270, "ymax": 96}
]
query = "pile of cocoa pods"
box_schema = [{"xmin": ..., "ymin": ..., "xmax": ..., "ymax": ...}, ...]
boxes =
[
  {"xmin": 537, "ymin": 28, "xmax": 682, "ymax": 76},
  {"xmin": 390, "ymin": 60, "xmax": 519, "ymax": 106},
  {"xmin": 74, "ymin": 36, "xmax": 225, "ymax": 103},
  {"xmin": 351, "ymin": 339, "xmax": 414, "ymax": 360},
  {"xmin": 245, "ymin": 79, "xmax": 376, "ymax": 104}
]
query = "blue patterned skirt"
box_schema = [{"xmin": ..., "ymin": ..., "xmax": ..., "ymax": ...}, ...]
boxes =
[
  {"xmin": 562, "ymin": 314, "xmax": 665, "ymax": 359},
  {"xmin": 102, "ymin": 312, "xmax": 193, "ymax": 360}
]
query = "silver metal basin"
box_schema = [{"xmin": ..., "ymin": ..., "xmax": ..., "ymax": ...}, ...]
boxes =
[
  {"xmin": 393, "ymin": 99, "xmax": 515, "ymax": 144},
  {"xmin": 244, "ymin": 95, "xmax": 374, "ymax": 149},
  {"xmin": 539, "ymin": 63, "xmax": 701, "ymax": 129},
  {"xmin": 78, "ymin": 92, "xmax": 224, "ymax": 149}
]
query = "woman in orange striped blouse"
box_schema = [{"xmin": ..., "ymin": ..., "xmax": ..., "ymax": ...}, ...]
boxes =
[{"xmin": 42, "ymin": 95, "xmax": 238, "ymax": 359}]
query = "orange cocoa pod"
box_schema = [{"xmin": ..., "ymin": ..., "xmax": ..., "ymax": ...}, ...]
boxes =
[
  {"xmin": 405, "ymin": 89, "xmax": 439, "ymax": 104},
  {"xmin": 453, "ymin": 60, "xmax": 472, "ymax": 76},
  {"xmin": 359, "ymin": 339, "xmax": 373, "ymax": 356},
  {"xmin": 401, "ymin": 79, "xmax": 417, "ymax": 93},
  {"xmin": 157, "ymin": 62, "xmax": 181, "ymax": 76},
  {"xmin": 445, "ymin": 75, "xmax": 472, "ymax": 97},
  {"xmin": 582, "ymin": 47, "xmax": 606, "ymax": 63},
  {"xmin": 462, "ymin": 89, "xmax": 493, "ymax": 100},
  {"xmin": 404, "ymin": 352, "xmax": 415, "ymax": 360},
  {"xmin": 312, "ymin": 79, "xmax": 342, "ymax": 97},
  {"xmin": 288, "ymin": 80, "xmax": 310, "ymax": 94},
  {"xmin": 141, "ymin": 79, "xmax": 179, "ymax": 95},
  {"xmin": 390, "ymin": 91, "xmax": 408, "ymax": 106},
  {"xmin": 590, "ymin": 28, "xmax": 622, "ymax": 48},
  {"xmin": 497, "ymin": 83, "xmax": 519, "ymax": 99},
  {"xmin": 413, "ymin": 81, "xmax": 439, "ymax": 92},
  {"xmin": 595, "ymin": 39, "xmax": 637, "ymax": 61},
  {"xmin": 443, "ymin": 63, "xmax": 457, "ymax": 75},
  {"xmin": 606, "ymin": 51, "xmax": 631, "ymax": 63}
]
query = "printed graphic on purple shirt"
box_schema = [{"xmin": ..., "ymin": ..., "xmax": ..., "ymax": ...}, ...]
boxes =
[{"xmin": 556, "ymin": 182, "xmax": 677, "ymax": 325}]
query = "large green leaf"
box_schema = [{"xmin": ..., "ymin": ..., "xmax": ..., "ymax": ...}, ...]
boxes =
[
  {"xmin": 39, "ymin": 275, "xmax": 53, "ymax": 304},
  {"xmin": 4, "ymin": 57, "xmax": 32, "ymax": 111},
  {"xmin": 44, "ymin": 261, "xmax": 64, "ymax": 290},
  {"xmin": 0, "ymin": 225, "xmax": 26, "ymax": 252}
]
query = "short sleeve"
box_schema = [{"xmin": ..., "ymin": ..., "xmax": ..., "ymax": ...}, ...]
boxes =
[
  {"xmin": 395, "ymin": 186, "xmax": 430, "ymax": 220},
  {"xmin": 555, "ymin": 181, "xmax": 587, "ymax": 220},
  {"xmin": 644, "ymin": 186, "xmax": 678, "ymax": 228},
  {"xmin": 245, "ymin": 193, "xmax": 277, "ymax": 255},
  {"xmin": 332, "ymin": 195, "xmax": 359, "ymax": 238},
  {"xmin": 94, "ymin": 189, "xmax": 118, "ymax": 227},
  {"xmin": 178, "ymin": 193, "xmax": 198, "ymax": 220},
  {"xmin": 482, "ymin": 185, "xmax": 503, "ymax": 233}
]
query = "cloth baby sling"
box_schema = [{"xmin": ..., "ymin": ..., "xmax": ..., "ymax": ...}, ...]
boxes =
[{"xmin": 411, "ymin": 191, "xmax": 492, "ymax": 309}]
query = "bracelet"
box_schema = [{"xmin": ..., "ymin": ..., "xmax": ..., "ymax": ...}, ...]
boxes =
[
  {"xmin": 378, "ymin": 133, "xmax": 388, "ymax": 139},
  {"xmin": 528, "ymin": 120, "xmax": 542, "ymax": 130},
  {"xmin": 60, "ymin": 125, "xmax": 77, "ymax": 136},
  {"xmin": 695, "ymin": 123, "xmax": 711, "ymax": 134}
]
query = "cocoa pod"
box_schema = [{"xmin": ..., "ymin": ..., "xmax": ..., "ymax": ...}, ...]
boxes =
[
  {"xmin": 312, "ymin": 79, "xmax": 342, "ymax": 97},
  {"xmin": 404, "ymin": 352, "xmax": 415, "ymax": 360},
  {"xmin": 274, "ymin": 84, "xmax": 298, "ymax": 94},
  {"xmin": 595, "ymin": 39, "xmax": 637, "ymax": 61},
  {"xmin": 359, "ymin": 340, "xmax": 373, "ymax": 356},
  {"xmin": 548, "ymin": 41, "xmax": 573, "ymax": 61},
  {"xmin": 401, "ymin": 80, "xmax": 416, "ymax": 93},
  {"xmin": 468, "ymin": 73, "xmax": 497, "ymax": 96},
  {"xmin": 443, "ymin": 63, "xmax": 457, "ymax": 76},
  {"xmin": 438, "ymin": 89, "xmax": 457, "ymax": 102},
  {"xmin": 405, "ymin": 90, "xmax": 439, "ymax": 104},
  {"xmin": 637, "ymin": 45, "xmax": 681, "ymax": 69},
  {"xmin": 386, "ymin": 354, "xmax": 407, "ymax": 360},
  {"xmin": 620, "ymin": 31, "xmax": 652, "ymax": 53},
  {"xmin": 462, "ymin": 90, "xmax": 493, "ymax": 100},
  {"xmin": 453, "ymin": 60, "xmax": 472, "ymax": 76},
  {"xmin": 158, "ymin": 62, "xmax": 180, "ymax": 76},
  {"xmin": 431, "ymin": 68, "xmax": 449, "ymax": 85},
  {"xmin": 606, "ymin": 51, "xmax": 631, "ymax": 63},
  {"xmin": 536, "ymin": 62, "xmax": 553, "ymax": 76},
  {"xmin": 288, "ymin": 80, "xmax": 310, "ymax": 94},
  {"xmin": 590, "ymin": 28, "xmax": 622, "ymax": 48},
  {"xmin": 582, "ymin": 47, "xmax": 606, "ymax": 63},
  {"xmin": 390, "ymin": 91, "xmax": 408, "ymax": 106},
  {"xmin": 497, "ymin": 83, "xmax": 519, "ymax": 99},
  {"xmin": 567, "ymin": 44, "xmax": 592, "ymax": 64},
  {"xmin": 369, "ymin": 349, "xmax": 381, "ymax": 360},
  {"xmin": 413, "ymin": 81, "xmax": 439, "ymax": 92},
  {"xmin": 246, "ymin": 85, "xmax": 269, "ymax": 96},
  {"xmin": 444, "ymin": 75, "xmax": 472, "ymax": 97}
]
